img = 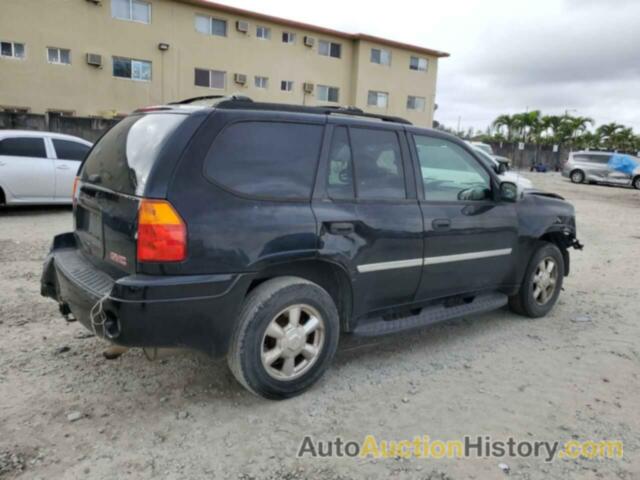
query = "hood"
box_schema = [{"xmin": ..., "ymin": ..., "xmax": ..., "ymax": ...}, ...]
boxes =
[{"xmin": 499, "ymin": 171, "xmax": 533, "ymax": 193}]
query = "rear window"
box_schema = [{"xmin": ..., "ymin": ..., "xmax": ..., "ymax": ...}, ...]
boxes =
[
  {"xmin": 53, "ymin": 139, "xmax": 90, "ymax": 161},
  {"xmin": 204, "ymin": 121, "xmax": 323, "ymax": 199},
  {"xmin": 0, "ymin": 137, "xmax": 47, "ymax": 158},
  {"xmin": 81, "ymin": 114, "xmax": 186, "ymax": 195}
]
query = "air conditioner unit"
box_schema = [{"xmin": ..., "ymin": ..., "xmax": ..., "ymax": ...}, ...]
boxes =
[
  {"xmin": 234, "ymin": 73, "xmax": 247, "ymax": 85},
  {"xmin": 303, "ymin": 36, "xmax": 315, "ymax": 47},
  {"xmin": 303, "ymin": 82, "xmax": 314, "ymax": 94},
  {"xmin": 236, "ymin": 21, "xmax": 249, "ymax": 33},
  {"xmin": 86, "ymin": 53, "xmax": 102, "ymax": 67}
]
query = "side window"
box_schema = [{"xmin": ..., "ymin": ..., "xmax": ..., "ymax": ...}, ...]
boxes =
[
  {"xmin": 326, "ymin": 127, "xmax": 354, "ymax": 200},
  {"xmin": 204, "ymin": 122, "xmax": 323, "ymax": 199},
  {"xmin": 53, "ymin": 139, "xmax": 90, "ymax": 161},
  {"xmin": 350, "ymin": 128, "xmax": 406, "ymax": 200},
  {"xmin": 0, "ymin": 137, "xmax": 47, "ymax": 158},
  {"xmin": 414, "ymin": 135, "xmax": 491, "ymax": 202}
]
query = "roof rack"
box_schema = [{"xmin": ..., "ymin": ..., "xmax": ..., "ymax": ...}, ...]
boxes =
[
  {"xmin": 169, "ymin": 94, "xmax": 253, "ymax": 105},
  {"xmin": 171, "ymin": 95, "xmax": 412, "ymax": 125}
]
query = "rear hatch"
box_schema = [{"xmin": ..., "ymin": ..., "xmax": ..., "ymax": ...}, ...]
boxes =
[{"xmin": 75, "ymin": 113, "xmax": 190, "ymax": 274}]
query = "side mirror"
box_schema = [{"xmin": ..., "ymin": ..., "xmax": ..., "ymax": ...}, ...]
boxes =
[
  {"xmin": 497, "ymin": 163, "xmax": 507, "ymax": 174},
  {"xmin": 500, "ymin": 181, "xmax": 518, "ymax": 202}
]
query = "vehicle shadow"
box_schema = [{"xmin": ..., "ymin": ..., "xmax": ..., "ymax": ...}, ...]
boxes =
[
  {"xmin": 112, "ymin": 306, "xmax": 520, "ymax": 403},
  {"xmin": 0, "ymin": 205, "xmax": 72, "ymax": 216}
]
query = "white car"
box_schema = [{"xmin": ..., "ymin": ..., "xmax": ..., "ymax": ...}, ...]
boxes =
[
  {"xmin": 468, "ymin": 144, "xmax": 533, "ymax": 193},
  {"xmin": 0, "ymin": 130, "xmax": 92, "ymax": 205}
]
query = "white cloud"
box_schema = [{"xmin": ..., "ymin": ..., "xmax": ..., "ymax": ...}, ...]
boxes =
[{"xmin": 205, "ymin": 0, "xmax": 640, "ymax": 132}]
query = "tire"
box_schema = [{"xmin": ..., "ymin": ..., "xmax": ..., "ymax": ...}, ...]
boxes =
[
  {"xmin": 509, "ymin": 242, "xmax": 564, "ymax": 318},
  {"xmin": 570, "ymin": 170, "xmax": 584, "ymax": 184},
  {"xmin": 633, "ymin": 176, "xmax": 640, "ymax": 190},
  {"xmin": 227, "ymin": 276, "xmax": 339, "ymax": 399}
]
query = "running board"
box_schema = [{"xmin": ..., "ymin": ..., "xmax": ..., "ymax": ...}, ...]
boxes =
[{"xmin": 353, "ymin": 292, "xmax": 508, "ymax": 337}]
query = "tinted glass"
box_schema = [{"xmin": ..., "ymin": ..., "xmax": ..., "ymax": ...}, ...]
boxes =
[
  {"xmin": 415, "ymin": 135, "xmax": 491, "ymax": 202},
  {"xmin": 82, "ymin": 114, "xmax": 186, "ymax": 195},
  {"xmin": 351, "ymin": 129, "xmax": 405, "ymax": 199},
  {"xmin": 211, "ymin": 18, "xmax": 227, "ymax": 36},
  {"xmin": 113, "ymin": 57, "xmax": 131, "ymax": 78},
  {"xmin": 205, "ymin": 122, "xmax": 323, "ymax": 199},
  {"xmin": 327, "ymin": 127, "xmax": 354, "ymax": 199},
  {"xmin": 53, "ymin": 139, "xmax": 90, "ymax": 161},
  {"xmin": 0, "ymin": 137, "xmax": 47, "ymax": 158},
  {"xmin": 1, "ymin": 42, "xmax": 11, "ymax": 57},
  {"xmin": 195, "ymin": 68, "xmax": 209, "ymax": 87}
]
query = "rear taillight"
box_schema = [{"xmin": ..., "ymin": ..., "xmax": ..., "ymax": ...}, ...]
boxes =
[
  {"xmin": 72, "ymin": 177, "xmax": 79, "ymax": 207},
  {"xmin": 137, "ymin": 199, "xmax": 187, "ymax": 262}
]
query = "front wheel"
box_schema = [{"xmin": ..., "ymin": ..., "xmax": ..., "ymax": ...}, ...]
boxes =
[
  {"xmin": 633, "ymin": 176, "xmax": 640, "ymax": 190},
  {"xmin": 227, "ymin": 277, "xmax": 339, "ymax": 399},
  {"xmin": 509, "ymin": 243, "xmax": 564, "ymax": 318}
]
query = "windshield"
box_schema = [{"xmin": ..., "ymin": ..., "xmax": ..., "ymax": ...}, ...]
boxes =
[
  {"xmin": 81, "ymin": 114, "xmax": 187, "ymax": 195},
  {"xmin": 471, "ymin": 146, "xmax": 499, "ymax": 170}
]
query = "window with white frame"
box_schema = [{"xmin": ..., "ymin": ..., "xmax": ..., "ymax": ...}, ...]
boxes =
[
  {"xmin": 195, "ymin": 14, "xmax": 227, "ymax": 36},
  {"xmin": 195, "ymin": 68, "xmax": 226, "ymax": 89},
  {"xmin": 367, "ymin": 91, "xmax": 389, "ymax": 108},
  {"xmin": 113, "ymin": 57, "xmax": 151, "ymax": 81},
  {"xmin": 318, "ymin": 40, "xmax": 341, "ymax": 58},
  {"xmin": 282, "ymin": 32, "xmax": 295, "ymax": 44},
  {"xmin": 47, "ymin": 47, "xmax": 70, "ymax": 65},
  {"xmin": 1, "ymin": 41, "xmax": 25, "ymax": 59},
  {"xmin": 254, "ymin": 76, "xmax": 268, "ymax": 88},
  {"xmin": 370, "ymin": 48, "xmax": 391, "ymax": 66},
  {"xmin": 256, "ymin": 26, "xmax": 270, "ymax": 39},
  {"xmin": 410, "ymin": 56, "xmax": 428, "ymax": 72},
  {"xmin": 111, "ymin": 0, "xmax": 151, "ymax": 24},
  {"xmin": 317, "ymin": 85, "xmax": 339, "ymax": 102},
  {"xmin": 407, "ymin": 96, "xmax": 426, "ymax": 111},
  {"xmin": 281, "ymin": 80, "xmax": 293, "ymax": 92}
]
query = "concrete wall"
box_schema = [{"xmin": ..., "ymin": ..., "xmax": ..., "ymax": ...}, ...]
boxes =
[
  {"xmin": 0, "ymin": 112, "xmax": 118, "ymax": 142},
  {"xmin": 0, "ymin": 0, "xmax": 443, "ymax": 126}
]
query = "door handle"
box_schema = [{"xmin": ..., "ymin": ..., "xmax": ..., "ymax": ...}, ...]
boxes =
[
  {"xmin": 432, "ymin": 218, "xmax": 451, "ymax": 231},
  {"xmin": 57, "ymin": 165, "xmax": 70, "ymax": 170},
  {"xmin": 0, "ymin": 161, "xmax": 6, "ymax": 166},
  {"xmin": 327, "ymin": 222, "xmax": 355, "ymax": 235}
]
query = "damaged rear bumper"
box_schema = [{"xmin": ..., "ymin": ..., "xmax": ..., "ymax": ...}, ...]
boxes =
[{"xmin": 40, "ymin": 232, "xmax": 250, "ymax": 357}]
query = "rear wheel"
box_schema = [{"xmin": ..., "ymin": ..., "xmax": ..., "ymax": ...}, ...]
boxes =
[
  {"xmin": 509, "ymin": 243, "xmax": 564, "ymax": 318},
  {"xmin": 633, "ymin": 176, "xmax": 640, "ymax": 190},
  {"xmin": 227, "ymin": 276, "xmax": 339, "ymax": 399},
  {"xmin": 570, "ymin": 170, "xmax": 584, "ymax": 184}
]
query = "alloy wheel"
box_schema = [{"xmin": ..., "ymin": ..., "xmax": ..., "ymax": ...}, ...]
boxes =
[
  {"xmin": 532, "ymin": 257, "xmax": 558, "ymax": 305},
  {"xmin": 261, "ymin": 304, "xmax": 325, "ymax": 381}
]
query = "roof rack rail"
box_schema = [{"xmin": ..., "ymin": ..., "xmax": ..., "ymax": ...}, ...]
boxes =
[
  {"xmin": 213, "ymin": 98, "xmax": 412, "ymax": 125},
  {"xmin": 169, "ymin": 96, "xmax": 411, "ymax": 125},
  {"xmin": 169, "ymin": 94, "xmax": 253, "ymax": 105}
]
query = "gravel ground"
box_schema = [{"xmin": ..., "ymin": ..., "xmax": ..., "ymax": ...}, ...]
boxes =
[{"xmin": 1, "ymin": 173, "xmax": 639, "ymax": 480}]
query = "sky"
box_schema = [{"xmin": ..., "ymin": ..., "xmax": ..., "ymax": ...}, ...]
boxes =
[{"xmin": 204, "ymin": 0, "xmax": 640, "ymax": 133}]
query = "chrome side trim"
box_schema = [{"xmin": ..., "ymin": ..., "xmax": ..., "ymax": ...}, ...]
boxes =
[
  {"xmin": 357, "ymin": 258, "xmax": 423, "ymax": 273},
  {"xmin": 356, "ymin": 248, "xmax": 513, "ymax": 273},
  {"xmin": 423, "ymin": 248, "xmax": 512, "ymax": 266}
]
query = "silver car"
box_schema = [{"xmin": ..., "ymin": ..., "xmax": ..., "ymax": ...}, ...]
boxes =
[
  {"xmin": 562, "ymin": 151, "xmax": 640, "ymax": 189},
  {"xmin": 0, "ymin": 130, "xmax": 92, "ymax": 205}
]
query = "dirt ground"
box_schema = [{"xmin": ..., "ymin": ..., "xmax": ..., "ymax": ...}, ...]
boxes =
[{"xmin": 1, "ymin": 172, "xmax": 639, "ymax": 480}]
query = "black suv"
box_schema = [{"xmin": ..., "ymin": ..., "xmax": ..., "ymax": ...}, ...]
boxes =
[{"xmin": 41, "ymin": 97, "xmax": 582, "ymax": 399}]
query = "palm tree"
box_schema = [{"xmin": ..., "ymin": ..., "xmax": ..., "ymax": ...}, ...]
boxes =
[
  {"xmin": 492, "ymin": 114, "xmax": 518, "ymax": 142},
  {"xmin": 596, "ymin": 122, "xmax": 625, "ymax": 150},
  {"xmin": 541, "ymin": 115, "xmax": 564, "ymax": 143}
]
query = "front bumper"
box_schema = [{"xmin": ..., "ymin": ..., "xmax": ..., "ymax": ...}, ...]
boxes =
[{"xmin": 41, "ymin": 233, "xmax": 250, "ymax": 357}]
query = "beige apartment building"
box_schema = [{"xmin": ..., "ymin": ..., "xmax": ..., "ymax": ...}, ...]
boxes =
[{"xmin": 0, "ymin": 0, "xmax": 449, "ymax": 126}]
